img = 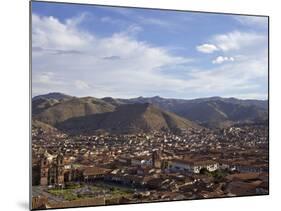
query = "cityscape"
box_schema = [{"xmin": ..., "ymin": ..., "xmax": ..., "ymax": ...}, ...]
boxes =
[
  {"xmin": 31, "ymin": 93, "xmax": 269, "ymax": 209},
  {"xmin": 31, "ymin": 1, "xmax": 268, "ymax": 210}
]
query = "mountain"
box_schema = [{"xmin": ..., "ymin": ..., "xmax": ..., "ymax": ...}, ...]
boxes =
[
  {"xmin": 32, "ymin": 92, "xmax": 73, "ymax": 101},
  {"xmin": 119, "ymin": 96, "xmax": 268, "ymax": 111},
  {"xmin": 117, "ymin": 96, "xmax": 268, "ymax": 128},
  {"xmin": 33, "ymin": 97, "xmax": 115, "ymax": 125},
  {"xmin": 32, "ymin": 93, "xmax": 268, "ymax": 132},
  {"xmin": 101, "ymin": 97, "xmax": 125, "ymax": 107},
  {"xmin": 32, "ymin": 98, "xmax": 61, "ymax": 115},
  {"xmin": 57, "ymin": 103, "xmax": 201, "ymax": 135}
]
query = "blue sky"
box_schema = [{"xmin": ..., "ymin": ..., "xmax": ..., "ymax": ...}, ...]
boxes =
[{"xmin": 31, "ymin": 1, "xmax": 268, "ymax": 99}]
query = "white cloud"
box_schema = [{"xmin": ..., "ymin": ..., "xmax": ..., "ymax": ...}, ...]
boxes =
[
  {"xmin": 74, "ymin": 80, "xmax": 90, "ymax": 90},
  {"xmin": 32, "ymin": 71, "xmax": 68, "ymax": 97},
  {"xmin": 32, "ymin": 13, "xmax": 268, "ymax": 100},
  {"xmin": 33, "ymin": 72, "xmax": 65, "ymax": 85},
  {"xmin": 100, "ymin": 8, "xmax": 176, "ymax": 29},
  {"xmin": 212, "ymin": 56, "xmax": 235, "ymax": 64},
  {"xmin": 32, "ymin": 13, "xmax": 191, "ymax": 98},
  {"xmin": 196, "ymin": 31, "xmax": 267, "ymax": 55},
  {"xmin": 182, "ymin": 53, "xmax": 268, "ymax": 98},
  {"xmin": 65, "ymin": 12, "xmax": 89, "ymax": 27},
  {"xmin": 118, "ymin": 24, "xmax": 143, "ymax": 37},
  {"xmin": 36, "ymin": 72, "xmax": 54, "ymax": 84},
  {"xmin": 211, "ymin": 31, "xmax": 266, "ymax": 52},
  {"xmin": 196, "ymin": 44, "xmax": 218, "ymax": 53},
  {"xmin": 32, "ymin": 14, "xmax": 93, "ymax": 50}
]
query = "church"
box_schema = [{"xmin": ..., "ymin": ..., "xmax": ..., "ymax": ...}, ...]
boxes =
[{"xmin": 39, "ymin": 151, "xmax": 65, "ymax": 186}]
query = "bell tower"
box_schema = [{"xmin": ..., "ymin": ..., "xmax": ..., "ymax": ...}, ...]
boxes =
[
  {"xmin": 152, "ymin": 149, "xmax": 162, "ymax": 168},
  {"xmin": 40, "ymin": 157, "xmax": 49, "ymax": 186},
  {"xmin": 57, "ymin": 153, "xmax": 65, "ymax": 185}
]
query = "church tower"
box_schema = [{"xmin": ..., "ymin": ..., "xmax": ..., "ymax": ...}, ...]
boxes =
[
  {"xmin": 57, "ymin": 153, "xmax": 65, "ymax": 185},
  {"xmin": 40, "ymin": 156, "xmax": 49, "ymax": 186},
  {"xmin": 152, "ymin": 149, "xmax": 162, "ymax": 168}
]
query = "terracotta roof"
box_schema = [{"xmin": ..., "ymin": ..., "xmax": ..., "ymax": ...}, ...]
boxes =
[
  {"xmin": 171, "ymin": 159, "xmax": 217, "ymax": 166},
  {"xmin": 83, "ymin": 167, "xmax": 112, "ymax": 176},
  {"xmin": 226, "ymin": 173, "xmax": 261, "ymax": 181},
  {"xmin": 226, "ymin": 181, "xmax": 260, "ymax": 196}
]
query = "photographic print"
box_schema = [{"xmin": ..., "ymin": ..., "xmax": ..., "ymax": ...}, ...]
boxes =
[{"xmin": 31, "ymin": 1, "xmax": 269, "ymax": 209}]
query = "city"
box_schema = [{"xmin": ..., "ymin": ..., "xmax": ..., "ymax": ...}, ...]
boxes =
[{"xmin": 32, "ymin": 121, "xmax": 268, "ymax": 209}]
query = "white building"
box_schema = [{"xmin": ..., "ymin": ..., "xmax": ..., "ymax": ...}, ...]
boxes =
[
  {"xmin": 168, "ymin": 159, "xmax": 219, "ymax": 173},
  {"xmin": 131, "ymin": 156, "xmax": 152, "ymax": 167}
]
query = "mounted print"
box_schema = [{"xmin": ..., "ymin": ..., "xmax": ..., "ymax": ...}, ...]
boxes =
[{"xmin": 30, "ymin": 0, "xmax": 269, "ymax": 210}]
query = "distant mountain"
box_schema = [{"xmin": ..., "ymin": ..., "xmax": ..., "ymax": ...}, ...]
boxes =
[
  {"xmin": 119, "ymin": 96, "xmax": 268, "ymax": 110},
  {"xmin": 57, "ymin": 103, "xmax": 201, "ymax": 135},
  {"xmin": 33, "ymin": 97, "xmax": 115, "ymax": 125},
  {"xmin": 32, "ymin": 93, "xmax": 268, "ymax": 133},
  {"xmin": 117, "ymin": 96, "xmax": 268, "ymax": 128},
  {"xmin": 101, "ymin": 97, "xmax": 125, "ymax": 107},
  {"xmin": 32, "ymin": 92, "xmax": 73, "ymax": 101}
]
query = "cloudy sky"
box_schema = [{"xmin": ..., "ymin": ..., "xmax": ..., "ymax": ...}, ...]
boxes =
[{"xmin": 31, "ymin": 2, "xmax": 268, "ymax": 100}]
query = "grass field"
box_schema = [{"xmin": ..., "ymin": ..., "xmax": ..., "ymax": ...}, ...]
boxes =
[
  {"xmin": 48, "ymin": 188, "xmax": 78, "ymax": 201},
  {"xmin": 47, "ymin": 182, "xmax": 134, "ymax": 201}
]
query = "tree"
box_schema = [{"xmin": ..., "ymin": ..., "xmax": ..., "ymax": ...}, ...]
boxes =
[{"xmin": 199, "ymin": 167, "xmax": 209, "ymax": 175}]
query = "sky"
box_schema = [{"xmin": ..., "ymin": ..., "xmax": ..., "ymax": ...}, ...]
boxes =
[{"xmin": 31, "ymin": 1, "xmax": 268, "ymax": 100}]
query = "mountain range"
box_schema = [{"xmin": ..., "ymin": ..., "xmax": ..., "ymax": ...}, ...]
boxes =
[{"xmin": 32, "ymin": 92, "xmax": 268, "ymax": 134}]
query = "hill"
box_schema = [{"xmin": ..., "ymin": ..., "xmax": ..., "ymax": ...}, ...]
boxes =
[
  {"xmin": 33, "ymin": 97, "xmax": 115, "ymax": 125},
  {"xmin": 32, "ymin": 93, "xmax": 268, "ymax": 131},
  {"xmin": 57, "ymin": 103, "xmax": 201, "ymax": 135},
  {"xmin": 32, "ymin": 119, "xmax": 58, "ymax": 133},
  {"xmin": 32, "ymin": 92, "xmax": 73, "ymax": 101},
  {"xmin": 118, "ymin": 96, "xmax": 268, "ymax": 128}
]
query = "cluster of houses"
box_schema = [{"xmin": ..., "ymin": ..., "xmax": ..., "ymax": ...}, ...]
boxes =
[
  {"xmin": 32, "ymin": 123, "xmax": 269, "ymax": 209},
  {"xmin": 33, "ymin": 144, "xmax": 267, "ymax": 190}
]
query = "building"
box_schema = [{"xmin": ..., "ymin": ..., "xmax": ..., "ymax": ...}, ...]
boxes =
[
  {"xmin": 152, "ymin": 150, "xmax": 162, "ymax": 168},
  {"xmin": 83, "ymin": 167, "xmax": 112, "ymax": 182},
  {"xmin": 168, "ymin": 159, "xmax": 218, "ymax": 174},
  {"xmin": 231, "ymin": 163, "xmax": 268, "ymax": 173},
  {"xmin": 40, "ymin": 151, "xmax": 65, "ymax": 186},
  {"xmin": 131, "ymin": 155, "xmax": 152, "ymax": 167}
]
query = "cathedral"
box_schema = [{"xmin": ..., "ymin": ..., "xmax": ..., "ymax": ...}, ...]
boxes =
[{"xmin": 40, "ymin": 151, "xmax": 65, "ymax": 186}]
